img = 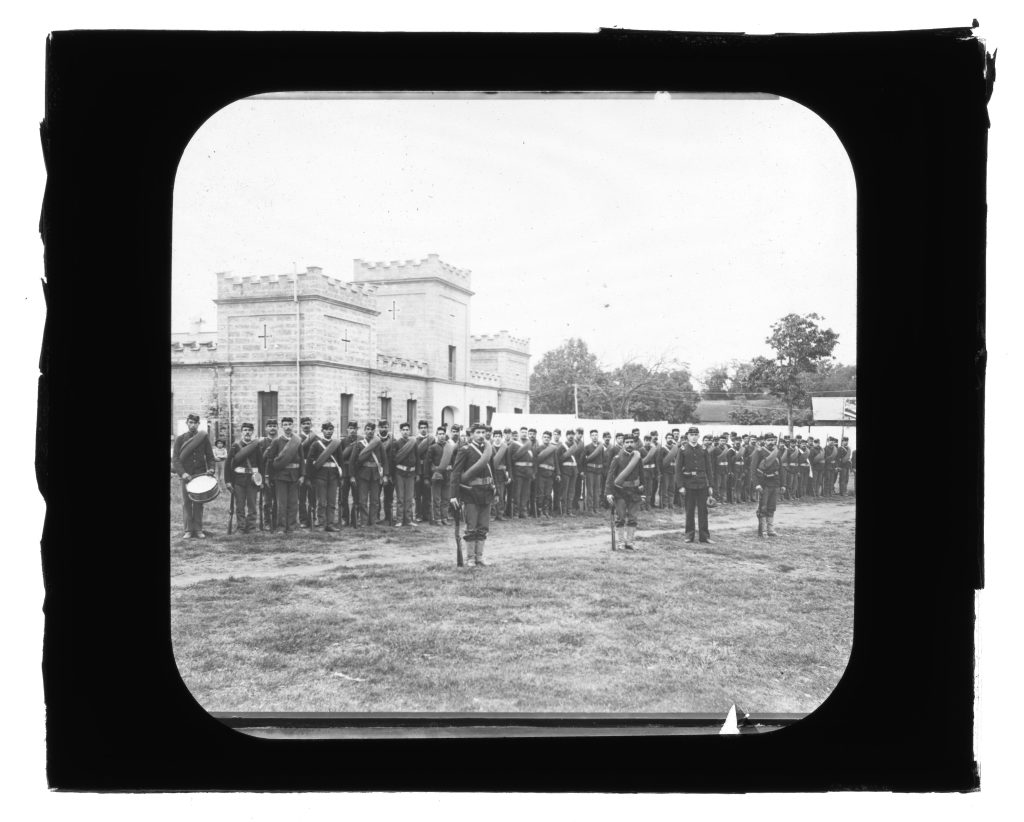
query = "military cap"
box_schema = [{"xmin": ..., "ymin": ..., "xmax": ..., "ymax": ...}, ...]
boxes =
[
  {"xmin": 765, "ymin": 432, "xmax": 777, "ymax": 440},
  {"xmin": 378, "ymin": 419, "xmax": 389, "ymax": 427},
  {"xmin": 364, "ymin": 421, "xmax": 377, "ymax": 430},
  {"xmin": 542, "ymin": 430, "xmax": 552, "ymax": 437},
  {"xmin": 265, "ymin": 418, "xmax": 278, "ymax": 427},
  {"xmin": 624, "ymin": 432, "xmax": 637, "ymax": 441},
  {"xmin": 503, "ymin": 428, "xmax": 512, "ymax": 434},
  {"xmin": 796, "ymin": 435, "xmax": 803, "ymax": 440},
  {"xmin": 240, "ymin": 422, "xmax": 254, "ymax": 431},
  {"xmin": 470, "ymin": 422, "xmax": 487, "ymax": 432},
  {"xmin": 300, "ymin": 416, "xmax": 312, "ymax": 424},
  {"xmin": 687, "ymin": 426, "xmax": 699, "ymax": 435},
  {"xmin": 418, "ymin": 419, "xmax": 429, "ymax": 427},
  {"xmin": 841, "ymin": 437, "xmax": 849, "ymax": 442},
  {"xmin": 589, "ymin": 429, "xmax": 599, "ymax": 434},
  {"xmin": 553, "ymin": 428, "xmax": 561, "ymax": 434},
  {"xmin": 528, "ymin": 428, "xmax": 537, "ymax": 434},
  {"xmin": 347, "ymin": 421, "xmax": 359, "ymax": 429},
  {"xmin": 576, "ymin": 427, "xmax": 584, "ymax": 434},
  {"xmin": 643, "ymin": 435, "xmax": 652, "ymax": 442},
  {"xmin": 281, "ymin": 416, "xmax": 294, "ymax": 424},
  {"xmin": 399, "ymin": 421, "xmax": 411, "ymax": 430},
  {"xmin": 186, "ymin": 413, "xmax": 200, "ymax": 423},
  {"xmin": 650, "ymin": 430, "xmax": 658, "ymax": 437},
  {"xmin": 321, "ymin": 421, "xmax": 334, "ymax": 430}
]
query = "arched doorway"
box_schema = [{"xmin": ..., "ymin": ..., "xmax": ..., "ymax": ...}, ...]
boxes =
[{"xmin": 442, "ymin": 406, "xmax": 457, "ymax": 427}]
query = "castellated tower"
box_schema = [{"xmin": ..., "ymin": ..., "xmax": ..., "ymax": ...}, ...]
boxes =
[{"xmin": 353, "ymin": 253, "xmax": 472, "ymax": 382}]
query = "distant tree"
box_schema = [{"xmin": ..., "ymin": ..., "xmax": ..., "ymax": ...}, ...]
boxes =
[
  {"xmin": 746, "ymin": 314, "xmax": 839, "ymax": 432},
  {"xmin": 586, "ymin": 357, "xmax": 699, "ymax": 422},
  {"xmin": 528, "ymin": 338, "xmax": 602, "ymax": 415},
  {"xmin": 799, "ymin": 362, "xmax": 857, "ymax": 396},
  {"xmin": 701, "ymin": 364, "xmax": 731, "ymax": 399}
]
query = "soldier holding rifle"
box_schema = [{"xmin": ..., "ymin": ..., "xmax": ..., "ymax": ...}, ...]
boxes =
[
  {"xmin": 449, "ymin": 423, "xmax": 496, "ymax": 566},
  {"xmin": 263, "ymin": 416, "xmax": 305, "ymax": 535},
  {"xmin": 306, "ymin": 421, "xmax": 343, "ymax": 532},
  {"xmin": 605, "ymin": 432, "xmax": 645, "ymax": 552},
  {"xmin": 225, "ymin": 422, "xmax": 261, "ymax": 534}
]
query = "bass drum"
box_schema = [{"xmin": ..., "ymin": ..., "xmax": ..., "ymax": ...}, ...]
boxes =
[{"xmin": 186, "ymin": 474, "xmax": 220, "ymax": 504}]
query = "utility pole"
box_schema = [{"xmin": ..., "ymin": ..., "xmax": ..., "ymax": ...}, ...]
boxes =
[{"xmin": 573, "ymin": 382, "xmax": 579, "ymax": 417}]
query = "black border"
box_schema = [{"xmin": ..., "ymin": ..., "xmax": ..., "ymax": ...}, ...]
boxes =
[{"xmin": 40, "ymin": 28, "xmax": 985, "ymax": 791}]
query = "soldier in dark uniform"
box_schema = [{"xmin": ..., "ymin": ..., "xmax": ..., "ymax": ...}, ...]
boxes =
[
  {"xmin": 534, "ymin": 430, "xmax": 560, "ymax": 518},
  {"xmin": 527, "ymin": 428, "xmax": 539, "ymax": 516},
  {"xmin": 349, "ymin": 422, "xmax": 384, "ymax": 527},
  {"xmin": 258, "ymin": 418, "xmax": 278, "ymax": 529},
  {"xmin": 582, "ymin": 429, "xmax": 605, "ymax": 515},
  {"xmin": 823, "ymin": 437, "xmax": 838, "ymax": 498},
  {"xmin": 660, "ymin": 432, "xmax": 679, "ymax": 511},
  {"xmin": 426, "ymin": 426, "xmax": 452, "ymax": 525},
  {"xmin": 414, "ymin": 419, "xmax": 434, "ymax": 523},
  {"xmin": 551, "ymin": 429, "xmax": 564, "ymax": 515},
  {"xmin": 641, "ymin": 433, "xmax": 660, "ymax": 510},
  {"xmin": 674, "ymin": 426, "xmax": 715, "ymax": 543},
  {"xmin": 714, "ymin": 437, "xmax": 732, "ymax": 503},
  {"xmin": 173, "ymin": 413, "xmax": 216, "ymax": 539},
  {"xmin": 752, "ymin": 431, "xmax": 785, "ymax": 537},
  {"xmin": 599, "ymin": 432, "xmax": 615, "ymax": 509},
  {"xmin": 338, "ymin": 421, "xmax": 360, "ymax": 526},
  {"xmin": 511, "ymin": 427, "xmax": 535, "ymax": 518},
  {"xmin": 850, "ymin": 447, "xmax": 857, "ymax": 495},
  {"xmin": 605, "ymin": 433, "xmax": 645, "ymax": 551},
  {"xmin": 492, "ymin": 428, "xmax": 513, "ymax": 521},
  {"xmin": 838, "ymin": 437, "xmax": 852, "ymax": 495},
  {"xmin": 377, "ymin": 420, "xmax": 395, "ymax": 525},
  {"xmin": 306, "ymin": 421, "xmax": 343, "ymax": 532},
  {"xmin": 224, "ymin": 422, "xmax": 260, "ymax": 534},
  {"xmin": 297, "ymin": 417, "xmax": 318, "ymax": 528},
  {"xmin": 809, "ymin": 438, "xmax": 825, "ymax": 497},
  {"xmin": 263, "ymin": 416, "xmax": 306, "ymax": 534},
  {"xmin": 390, "ymin": 422, "xmax": 418, "ymax": 526},
  {"xmin": 449, "ymin": 422, "xmax": 496, "ymax": 566},
  {"xmin": 573, "ymin": 427, "xmax": 587, "ymax": 511},
  {"xmin": 558, "ymin": 429, "xmax": 581, "ymax": 517}
]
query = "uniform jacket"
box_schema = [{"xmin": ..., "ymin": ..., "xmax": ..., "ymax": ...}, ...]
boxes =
[
  {"xmin": 349, "ymin": 437, "xmax": 387, "ymax": 482},
  {"xmin": 604, "ymin": 448, "xmax": 645, "ymax": 497},
  {"xmin": 510, "ymin": 441, "xmax": 535, "ymax": 479},
  {"xmin": 390, "ymin": 435, "xmax": 419, "ymax": 476},
  {"xmin": 173, "ymin": 430, "xmax": 215, "ymax": 478},
  {"xmin": 674, "ymin": 442, "xmax": 713, "ymax": 490},
  {"xmin": 225, "ymin": 438, "xmax": 261, "ymax": 486},
  {"xmin": 449, "ymin": 441, "xmax": 496, "ymax": 505},
  {"xmin": 263, "ymin": 434, "xmax": 306, "ymax": 482},
  {"xmin": 751, "ymin": 446, "xmax": 783, "ymax": 488},
  {"xmin": 305, "ymin": 437, "xmax": 344, "ymax": 483}
]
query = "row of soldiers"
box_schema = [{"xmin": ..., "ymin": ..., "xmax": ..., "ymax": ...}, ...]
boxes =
[{"xmin": 209, "ymin": 418, "xmax": 854, "ymax": 536}]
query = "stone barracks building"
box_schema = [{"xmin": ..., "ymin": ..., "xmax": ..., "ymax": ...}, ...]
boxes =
[{"xmin": 171, "ymin": 254, "xmax": 531, "ymax": 440}]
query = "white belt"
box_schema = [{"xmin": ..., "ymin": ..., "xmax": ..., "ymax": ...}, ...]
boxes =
[{"xmin": 234, "ymin": 467, "xmax": 254, "ymax": 474}]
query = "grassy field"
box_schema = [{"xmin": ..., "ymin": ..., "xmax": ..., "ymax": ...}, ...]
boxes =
[{"xmin": 170, "ymin": 478, "xmax": 854, "ymax": 715}]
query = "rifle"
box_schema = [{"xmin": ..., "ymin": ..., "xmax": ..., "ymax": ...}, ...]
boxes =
[
  {"xmin": 258, "ymin": 486, "xmax": 264, "ymax": 530},
  {"xmin": 227, "ymin": 486, "xmax": 235, "ymax": 534},
  {"xmin": 610, "ymin": 496, "xmax": 617, "ymax": 551},
  {"xmin": 450, "ymin": 500, "xmax": 464, "ymax": 567}
]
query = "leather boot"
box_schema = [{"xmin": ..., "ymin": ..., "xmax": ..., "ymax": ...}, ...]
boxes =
[
  {"xmin": 613, "ymin": 526, "xmax": 624, "ymax": 551},
  {"xmin": 757, "ymin": 513, "xmax": 765, "ymax": 538},
  {"xmin": 475, "ymin": 540, "xmax": 487, "ymax": 566},
  {"xmin": 625, "ymin": 525, "xmax": 637, "ymax": 551},
  {"xmin": 465, "ymin": 539, "xmax": 476, "ymax": 566},
  {"xmin": 767, "ymin": 516, "xmax": 777, "ymax": 537}
]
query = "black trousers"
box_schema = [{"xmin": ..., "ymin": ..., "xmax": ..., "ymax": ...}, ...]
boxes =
[{"xmin": 684, "ymin": 486, "xmax": 710, "ymax": 541}]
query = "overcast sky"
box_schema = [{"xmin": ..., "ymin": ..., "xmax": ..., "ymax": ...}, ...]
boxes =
[{"xmin": 172, "ymin": 93, "xmax": 856, "ymax": 382}]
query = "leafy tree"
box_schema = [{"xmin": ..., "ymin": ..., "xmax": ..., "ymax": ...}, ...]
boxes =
[
  {"xmin": 528, "ymin": 338, "xmax": 602, "ymax": 415},
  {"xmin": 748, "ymin": 314, "xmax": 839, "ymax": 431},
  {"xmin": 701, "ymin": 364, "xmax": 731, "ymax": 399},
  {"xmin": 799, "ymin": 361, "xmax": 856, "ymax": 396},
  {"xmin": 584, "ymin": 358, "xmax": 699, "ymax": 422}
]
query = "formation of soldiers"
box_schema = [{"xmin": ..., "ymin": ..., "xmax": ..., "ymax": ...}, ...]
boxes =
[{"xmin": 175, "ymin": 414, "xmax": 856, "ymax": 551}]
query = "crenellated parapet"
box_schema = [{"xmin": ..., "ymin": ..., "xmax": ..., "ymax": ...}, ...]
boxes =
[
  {"xmin": 470, "ymin": 330, "xmax": 531, "ymax": 355},
  {"xmin": 171, "ymin": 332, "xmax": 220, "ymax": 363},
  {"xmin": 216, "ymin": 267, "xmax": 379, "ymax": 312},
  {"xmin": 377, "ymin": 353, "xmax": 430, "ymax": 376},
  {"xmin": 353, "ymin": 253, "xmax": 472, "ymax": 291},
  {"xmin": 469, "ymin": 369, "xmax": 501, "ymax": 387}
]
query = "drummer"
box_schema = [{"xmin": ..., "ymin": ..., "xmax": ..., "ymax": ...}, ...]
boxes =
[{"xmin": 172, "ymin": 412, "xmax": 216, "ymax": 540}]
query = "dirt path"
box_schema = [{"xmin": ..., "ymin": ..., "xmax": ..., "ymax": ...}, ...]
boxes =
[{"xmin": 171, "ymin": 499, "xmax": 855, "ymax": 588}]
